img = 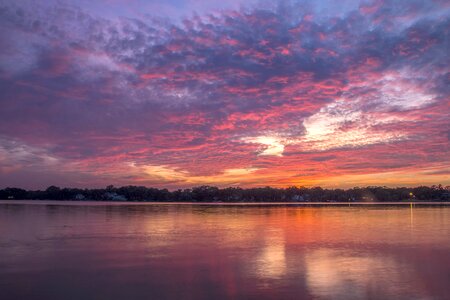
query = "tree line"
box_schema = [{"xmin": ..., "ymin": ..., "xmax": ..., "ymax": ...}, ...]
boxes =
[{"xmin": 1, "ymin": 185, "xmax": 449, "ymax": 202}]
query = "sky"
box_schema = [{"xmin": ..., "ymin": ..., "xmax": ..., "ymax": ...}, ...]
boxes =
[{"xmin": 0, "ymin": 0, "xmax": 449, "ymax": 189}]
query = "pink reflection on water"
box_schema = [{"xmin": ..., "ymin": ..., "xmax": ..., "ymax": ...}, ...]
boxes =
[{"xmin": 0, "ymin": 202, "xmax": 449, "ymax": 299}]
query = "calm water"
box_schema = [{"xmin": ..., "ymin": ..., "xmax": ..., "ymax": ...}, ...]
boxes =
[{"xmin": 1, "ymin": 201, "xmax": 449, "ymax": 300}]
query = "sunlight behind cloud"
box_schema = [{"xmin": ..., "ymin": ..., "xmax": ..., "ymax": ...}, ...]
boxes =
[
  {"xmin": 303, "ymin": 99, "xmax": 361, "ymax": 140},
  {"xmin": 223, "ymin": 168, "xmax": 260, "ymax": 176},
  {"xmin": 241, "ymin": 136, "xmax": 285, "ymax": 156},
  {"xmin": 136, "ymin": 163, "xmax": 261, "ymax": 185},
  {"xmin": 142, "ymin": 165, "xmax": 188, "ymax": 181}
]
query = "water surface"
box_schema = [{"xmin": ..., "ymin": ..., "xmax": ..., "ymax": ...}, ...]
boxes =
[{"xmin": 1, "ymin": 201, "xmax": 449, "ymax": 299}]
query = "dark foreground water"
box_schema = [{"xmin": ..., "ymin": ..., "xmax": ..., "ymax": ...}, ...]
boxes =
[{"xmin": 0, "ymin": 201, "xmax": 449, "ymax": 300}]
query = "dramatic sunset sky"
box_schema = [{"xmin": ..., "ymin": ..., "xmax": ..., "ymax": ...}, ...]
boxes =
[{"xmin": 0, "ymin": 0, "xmax": 449, "ymax": 189}]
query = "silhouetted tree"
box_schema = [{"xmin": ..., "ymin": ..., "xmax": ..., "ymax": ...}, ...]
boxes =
[{"xmin": 1, "ymin": 185, "xmax": 449, "ymax": 202}]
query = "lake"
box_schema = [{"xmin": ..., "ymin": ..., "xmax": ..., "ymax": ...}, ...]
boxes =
[{"xmin": 1, "ymin": 201, "xmax": 449, "ymax": 300}]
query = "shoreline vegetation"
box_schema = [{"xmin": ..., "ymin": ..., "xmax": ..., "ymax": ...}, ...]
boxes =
[{"xmin": 1, "ymin": 185, "xmax": 449, "ymax": 202}]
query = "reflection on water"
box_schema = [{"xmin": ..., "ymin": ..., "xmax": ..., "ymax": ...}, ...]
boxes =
[
  {"xmin": 0, "ymin": 202, "xmax": 449, "ymax": 299},
  {"xmin": 255, "ymin": 229, "xmax": 286, "ymax": 279},
  {"xmin": 305, "ymin": 249, "xmax": 417, "ymax": 300}
]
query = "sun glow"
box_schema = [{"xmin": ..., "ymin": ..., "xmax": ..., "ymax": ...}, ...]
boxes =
[{"xmin": 241, "ymin": 136, "xmax": 285, "ymax": 156}]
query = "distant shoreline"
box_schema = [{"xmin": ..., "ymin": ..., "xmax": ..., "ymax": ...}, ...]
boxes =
[
  {"xmin": 1, "ymin": 200, "xmax": 449, "ymax": 206},
  {"xmin": 1, "ymin": 185, "xmax": 449, "ymax": 203}
]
